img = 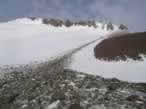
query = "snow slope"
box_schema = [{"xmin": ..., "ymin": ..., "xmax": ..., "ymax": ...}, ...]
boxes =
[
  {"xmin": 1, "ymin": 18, "xmax": 145, "ymax": 83},
  {"xmin": 0, "ymin": 18, "xmax": 114, "ymax": 65}
]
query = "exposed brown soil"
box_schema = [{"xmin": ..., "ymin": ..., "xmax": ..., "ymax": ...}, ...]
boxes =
[{"xmin": 94, "ymin": 32, "xmax": 146, "ymax": 61}]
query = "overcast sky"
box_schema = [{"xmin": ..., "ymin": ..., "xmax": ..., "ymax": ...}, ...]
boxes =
[{"xmin": 0, "ymin": 0, "xmax": 146, "ymax": 32}]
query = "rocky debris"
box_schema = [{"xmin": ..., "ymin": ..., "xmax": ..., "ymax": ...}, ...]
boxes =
[
  {"xmin": 46, "ymin": 100, "xmax": 61, "ymax": 109},
  {"xmin": 68, "ymin": 103, "xmax": 83, "ymax": 109},
  {"xmin": 0, "ymin": 67, "xmax": 146, "ymax": 109},
  {"xmin": 41, "ymin": 18, "xmax": 98, "ymax": 28},
  {"xmin": 119, "ymin": 24, "xmax": 128, "ymax": 30},
  {"xmin": 28, "ymin": 17, "xmax": 129, "ymax": 30}
]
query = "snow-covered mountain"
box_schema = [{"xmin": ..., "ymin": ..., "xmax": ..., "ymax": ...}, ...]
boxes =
[
  {"xmin": 1, "ymin": 17, "xmax": 146, "ymax": 83},
  {"xmin": 0, "ymin": 17, "xmax": 121, "ymax": 65},
  {"xmin": 0, "ymin": 18, "xmax": 146, "ymax": 109}
]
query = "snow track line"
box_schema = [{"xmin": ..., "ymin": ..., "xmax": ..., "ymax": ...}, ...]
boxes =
[
  {"xmin": 42, "ymin": 36, "xmax": 104, "ymax": 69},
  {"xmin": 66, "ymin": 36, "xmax": 104, "ymax": 56},
  {"xmin": 33, "ymin": 36, "xmax": 104, "ymax": 77}
]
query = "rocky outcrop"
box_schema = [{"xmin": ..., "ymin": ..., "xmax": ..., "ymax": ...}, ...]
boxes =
[
  {"xmin": 119, "ymin": 24, "xmax": 128, "ymax": 30},
  {"xmin": 41, "ymin": 18, "xmax": 98, "ymax": 28},
  {"xmin": 107, "ymin": 22, "xmax": 114, "ymax": 31},
  {"xmin": 28, "ymin": 17, "xmax": 130, "ymax": 31},
  {"xmin": 65, "ymin": 20, "xmax": 73, "ymax": 27},
  {"xmin": 42, "ymin": 18, "xmax": 64, "ymax": 27}
]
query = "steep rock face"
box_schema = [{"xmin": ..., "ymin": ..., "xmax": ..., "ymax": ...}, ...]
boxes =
[{"xmin": 10, "ymin": 17, "xmax": 128, "ymax": 32}]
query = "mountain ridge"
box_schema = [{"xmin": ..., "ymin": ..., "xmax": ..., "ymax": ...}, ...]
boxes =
[{"xmin": 6, "ymin": 17, "xmax": 128, "ymax": 31}]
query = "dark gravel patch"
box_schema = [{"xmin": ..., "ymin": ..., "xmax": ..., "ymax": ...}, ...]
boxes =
[{"xmin": 94, "ymin": 32, "xmax": 146, "ymax": 61}]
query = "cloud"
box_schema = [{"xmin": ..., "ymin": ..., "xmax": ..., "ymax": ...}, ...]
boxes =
[{"xmin": 0, "ymin": 0, "xmax": 146, "ymax": 32}]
